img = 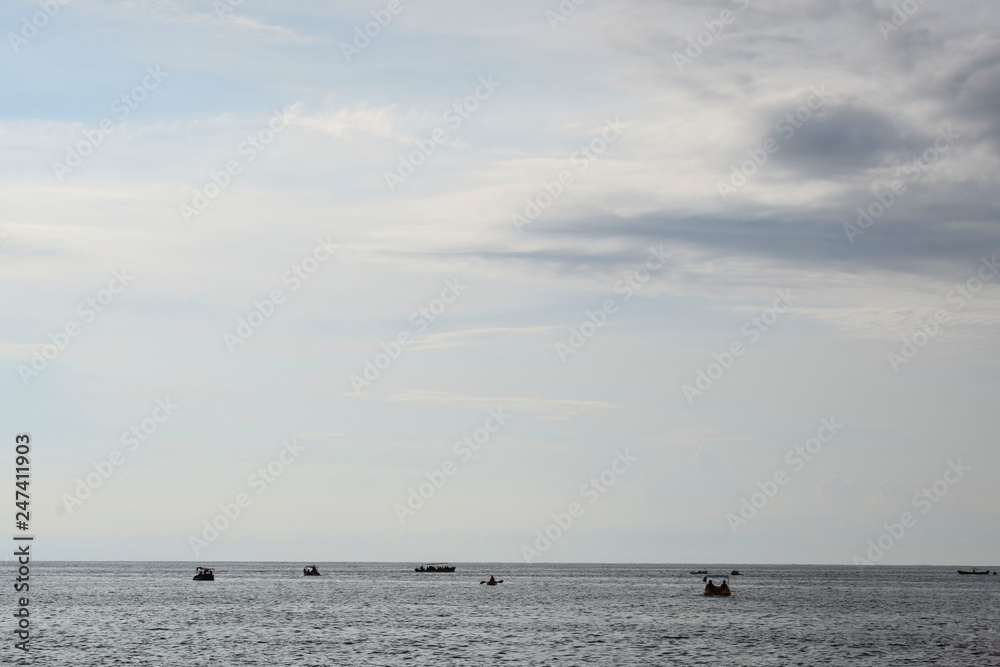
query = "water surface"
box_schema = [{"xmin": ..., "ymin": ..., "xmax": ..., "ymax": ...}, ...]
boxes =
[{"xmin": 20, "ymin": 562, "xmax": 1000, "ymax": 665}]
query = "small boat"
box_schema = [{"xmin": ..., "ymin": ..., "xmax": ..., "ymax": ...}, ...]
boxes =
[
  {"xmin": 481, "ymin": 575, "xmax": 503, "ymax": 586},
  {"xmin": 415, "ymin": 563, "xmax": 456, "ymax": 573},
  {"xmin": 193, "ymin": 567, "xmax": 214, "ymax": 581},
  {"xmin": 703, "ymin": 574, "xmax": 731, "ymax": 596},
  {"xmin": 731, "ymin": 570, "xmax": 743, "ymax": 576},
  {"xmin": 957, "ymin": 568, "xmax": 994, "ymax": 575},
  {"xmin": 690, "ymin": 570, "xmax": 708, "ymax": 575},
  {"xmin": 303, "ymin": 565, "xmax": 321, "ymax": 576}
]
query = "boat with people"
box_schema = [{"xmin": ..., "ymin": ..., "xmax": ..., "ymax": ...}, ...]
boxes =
[
  {"xmin": 415, "ymin": 563, "xmax": 456, "ymax": 573},
  {"xmin": 731, "ymin": 570, "xmax": 743, "ymax": 576},
  {"xmin": 193, "ymin": 567, "xmax": 214, "ymax": 581},
  {"xmin": 303, "ymin": 565, "xmax": 321, "ymax": 576},
  {"xmin": 703, "ymin": 574, "xmax": 731, "ymax": 596},
  {"xmin": 481, "ymin": 575, "xmax": 504, "ymax": 586},
  {"xmin": 690, "ymin": 570, "xmax": 708, "ymax": 575},
  {"xmin": 957, "ymin": 568, "xmax": 995, "ymax": 575}
]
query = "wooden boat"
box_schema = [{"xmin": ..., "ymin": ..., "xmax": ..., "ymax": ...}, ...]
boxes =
[
  {"xmin": 415, "ymin": 563, "xmax": 456, "ymax": 573},
  {"xmin": 193, "ymin": 567, "xmax": 214, "ymax": 581},
  {"xmin": 957, "ymin": 568, "xmax": 993, "ymax": 575},
  {"xmin": 303, "ymin": 565, "xmax": 321, "ymax": 576}
]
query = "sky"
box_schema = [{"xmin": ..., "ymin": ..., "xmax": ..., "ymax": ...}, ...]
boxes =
[{"xmin": 2, "ymin": 0, "xmax": 998, "ymax": 565}]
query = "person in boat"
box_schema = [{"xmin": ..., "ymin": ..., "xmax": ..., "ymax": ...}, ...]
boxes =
[
  {"xmin": 488, "ymin": 575, "xmax": 497, "ymax": 585},
  {"xmin": 705, "ymin": 580, "xmax": 717, "ymax": 592},
  {"xmin": 720, "ymin": 581, "xmax": 730, "ymax": 593}
]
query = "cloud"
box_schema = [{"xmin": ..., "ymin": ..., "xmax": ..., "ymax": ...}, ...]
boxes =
[
  {"xmin": 773, "ymin": 103, "xmax": 929, "ymax": 177},
  {"xmin": 519, "ymin": 191, "xmax": 1000, "ymax": 278},
  {"xmin": 382, "ymin": 390, "xmax": 616, "ymax": 420},
  {"xmin": 0, "ymin": 344, "xmax": 43, "ymax": 358},
  {"xmin": 119, "ymin": 1, "xmax": 326, "ymax": 44},
  {"xmin": 409, "ymin": 326, "xmax": 555, "ymax": 352},
  {"xmin": 296, "ymin": 104, "xmax": 415, "ymax": 143}
]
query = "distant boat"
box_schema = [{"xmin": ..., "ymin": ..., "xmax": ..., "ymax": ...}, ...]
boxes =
[
  {"xmin": 303, "ymin": 565, "xmax": 321, "ymax": 576},
  {"xmin": 690, "ymin": 570, "xmax": 708, "ymax": 575},
  {"xmin": 731, "ymin": 570, "xmax": 743, "ymax": 576},
  {"xmin": 703, "ymin": 574, "xmax": 731, "ymax": 596},
  {"xmin": 193, "ymin": 567, "xmax": 214, "ymax": 581},
  {"xmin": 415, "ymin": 563, "xmax": 456, "ymax": 573},
  {"xmin": 957, "ymin": 568, "xmax": 994, "ymax": 575}
]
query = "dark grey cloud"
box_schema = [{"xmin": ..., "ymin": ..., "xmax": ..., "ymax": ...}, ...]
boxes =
[
  {"xmin": 941, "ymin": 47, "xmax": 1000, "ymax": 152},
  {"xmin": 771, "ymin": 103, "xmax": 929, "ymax": 177},
  {"xmin": 450, "ymin": 178, "xmax": 1000, "ymax": 281},
  {"xmin": 528, "ymin": 185, "xmax": 1000, "ymax": 278}
]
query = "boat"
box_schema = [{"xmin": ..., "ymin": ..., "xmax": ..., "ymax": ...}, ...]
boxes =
[
  {"xmin": 482, "ymin": 575, "xmax": 503, "ymax": 586},
  {"xmin": 957, "ymin": 568, "xmax": 994, "ymax": 575},
  {"xmin": 193, "ymin": 567, "xmax": 214, "ymax": 581},
  {"xmin": 731, "ymin": 570, "xmax": 743, "ymax": 576},
  {"xmin": 690, "ymin": 570, "xmax": 708, "ymax": 575},
  {"xmin": 303, "ymin": 565, "xmax": 321, "ymax": 576},
  {"xmin": 703, "ymin": 574, "xmax": 731, "ymax": 596},
  {"xmin": 415, "ymin": 563, "xmax": 456, "ymax": 573}
]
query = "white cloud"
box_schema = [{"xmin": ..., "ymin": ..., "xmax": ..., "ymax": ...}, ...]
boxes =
[
  {"xmin": 383, "ymin": 390, "xmax": 616, "ymax": 420},
  {"xmin": 410, "ymin": 326, "xmax": 555, "ymax": 352},
  {"xmin": 296, "ymin": 104, "xmax": 416, "ymax": 143}
]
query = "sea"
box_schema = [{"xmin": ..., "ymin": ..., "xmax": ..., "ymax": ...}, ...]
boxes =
[{"xmin": 11, "ymin": 562, "xmax": 1000, "ymax": 665}]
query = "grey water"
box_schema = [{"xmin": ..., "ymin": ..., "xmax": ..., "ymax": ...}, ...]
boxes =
[{"xmin": 15, "ymin": 562, "xmax": 1000, "ymax": 665}]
